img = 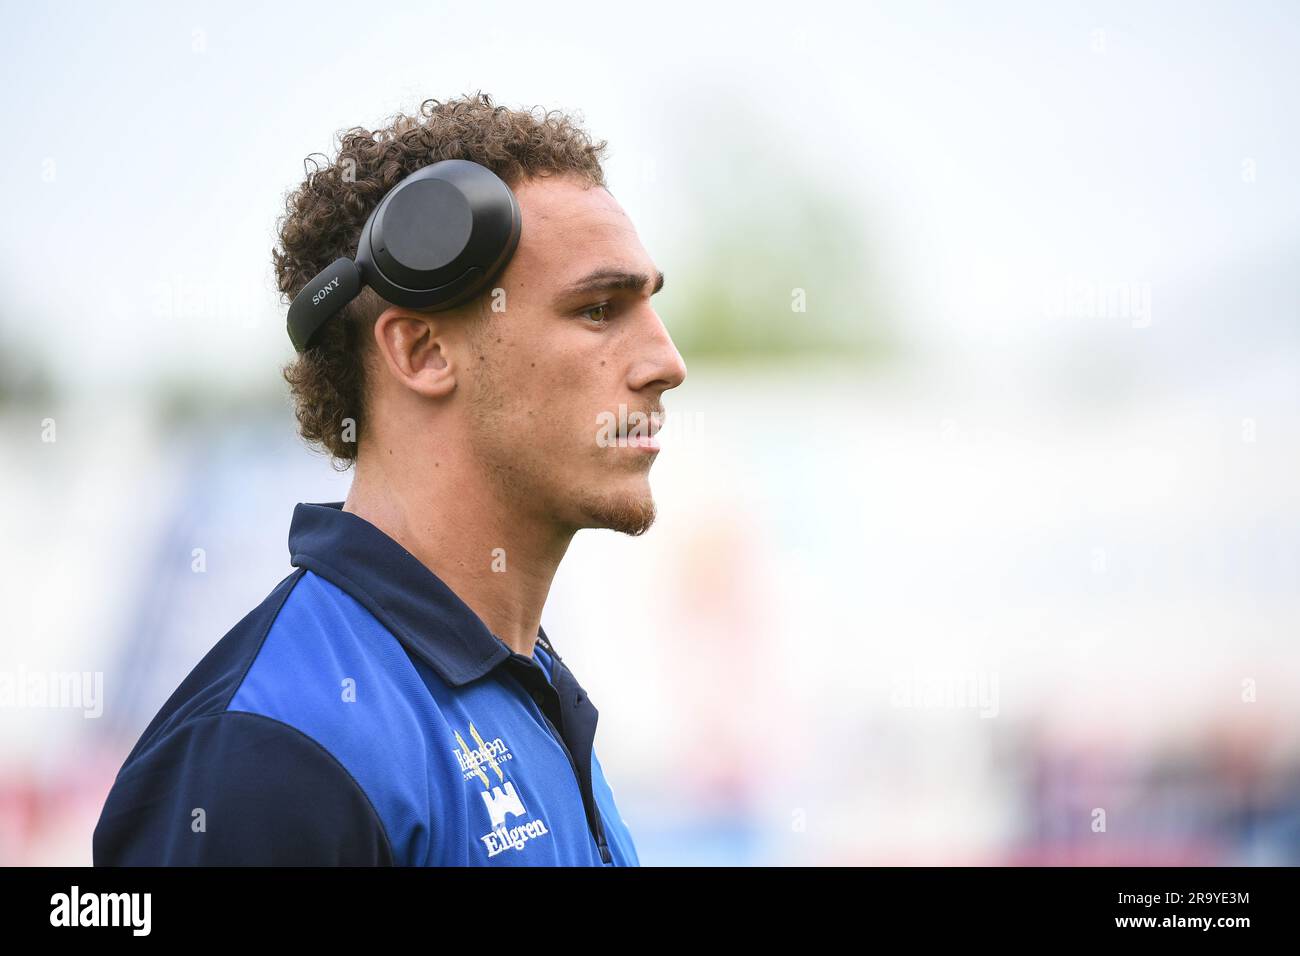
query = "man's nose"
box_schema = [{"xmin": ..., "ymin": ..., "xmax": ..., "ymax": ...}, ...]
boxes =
[{"xmin": 632, "ymin": 310, "xmax": 687, "ymax": 393}]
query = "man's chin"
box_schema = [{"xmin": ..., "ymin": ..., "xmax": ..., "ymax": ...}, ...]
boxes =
[{"xmin": 577, "ymin": 489, "xmax": 658, "ymax": 536}]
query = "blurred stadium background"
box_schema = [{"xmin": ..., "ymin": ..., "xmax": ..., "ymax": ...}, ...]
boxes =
[{"xmin": 2, "ymin": 0, "xmax": 1299, "ymax": 865}]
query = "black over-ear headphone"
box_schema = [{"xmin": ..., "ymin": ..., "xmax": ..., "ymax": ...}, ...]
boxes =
[{"xmin": 286, "ymin": 159, "xmax": 522, "ymax": 352}]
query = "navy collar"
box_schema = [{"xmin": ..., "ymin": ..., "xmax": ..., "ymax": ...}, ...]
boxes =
[{"xmin": 287, "ymin": 500, "xmax": 557, "ymax": 687}]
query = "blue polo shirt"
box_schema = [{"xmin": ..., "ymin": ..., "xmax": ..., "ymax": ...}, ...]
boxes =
[{"xmin": 93, "ymin": 501, "xmax": 641, "ymax": 866}]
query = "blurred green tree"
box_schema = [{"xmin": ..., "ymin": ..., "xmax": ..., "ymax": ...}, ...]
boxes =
[{"xmin": 652, "ymin": 92, "xmax": 901, "ymax": 365}]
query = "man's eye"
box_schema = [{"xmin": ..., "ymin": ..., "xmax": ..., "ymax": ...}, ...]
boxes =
[{"xmin": 580, "ymin": 303, "xmax": 611, "ymax": 324}]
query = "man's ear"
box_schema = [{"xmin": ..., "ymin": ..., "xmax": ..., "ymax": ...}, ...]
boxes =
[{"xmin": 372, "ymin": 306, "xmax": 457, "ymax": 399}]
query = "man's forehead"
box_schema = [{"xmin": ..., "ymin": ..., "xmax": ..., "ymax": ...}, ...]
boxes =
[
  {"xmin": 515, "ymin": 173, "xmax": 623, "ymax": 222},
  {"xmin": 511, "ymin": 176, "xmax": 646, "ymax": 283}
]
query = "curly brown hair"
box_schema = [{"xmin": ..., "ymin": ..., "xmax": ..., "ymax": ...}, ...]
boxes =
[{"xmin": 272, "ymin": 91, "xmax": 609, "ymax": 467}]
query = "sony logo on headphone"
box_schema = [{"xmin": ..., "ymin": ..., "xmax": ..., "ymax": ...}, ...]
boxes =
[{"xmin": 311, "ymin": 276, "xmax": 342, "ymax": 306}]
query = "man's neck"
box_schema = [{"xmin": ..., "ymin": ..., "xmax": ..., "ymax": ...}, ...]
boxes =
[{"xmin": 341, "ymin": 448, "xmax": 572, "ymax": 659}]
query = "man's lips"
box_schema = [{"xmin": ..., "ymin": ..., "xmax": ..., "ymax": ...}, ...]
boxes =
[{"xmin": 616, "ymin": 409, "xmax": 663, "ymax": 451}]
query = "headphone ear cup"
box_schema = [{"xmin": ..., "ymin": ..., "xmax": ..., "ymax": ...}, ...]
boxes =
[
  {"xmin": 285, "ymin": 159, "xmax": 522, "ymax": 352},
  {"xmin": 356, "ymin": 159, "xmax": 521, "ymax": 312}
]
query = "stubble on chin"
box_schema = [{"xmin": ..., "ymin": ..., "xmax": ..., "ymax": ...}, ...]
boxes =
[{"xmin": 576, "ymin": 486, "xmax": 658, "ymax": 536}]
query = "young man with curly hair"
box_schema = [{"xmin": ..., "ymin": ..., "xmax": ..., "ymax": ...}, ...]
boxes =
[{"xmin": 93, "ymin": 93, "xmax": 686, "ymax": 866}]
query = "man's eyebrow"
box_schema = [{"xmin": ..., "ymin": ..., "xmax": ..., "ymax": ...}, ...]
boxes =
[{"xmin": 553, "ymin": 268, "xmax": 665, "ymax": 302}]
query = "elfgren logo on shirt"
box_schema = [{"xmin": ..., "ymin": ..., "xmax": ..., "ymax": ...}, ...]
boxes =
[{"xmin": 453, "ymin": 723, "xmax": 551, "ymax": 858}]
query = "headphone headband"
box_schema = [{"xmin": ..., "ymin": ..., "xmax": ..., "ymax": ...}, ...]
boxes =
[{"xmin": 286, "ymin": 159, "xmax": 521, "ymax": 352}]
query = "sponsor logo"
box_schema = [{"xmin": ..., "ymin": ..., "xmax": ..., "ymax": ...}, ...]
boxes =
[
  {"xmin": 453, "ymin": 723, "xmax": 551, "ymax": 859},
  {"xmin": 454, "ymin": 729, "xmax": 513, "ymax": 779}
]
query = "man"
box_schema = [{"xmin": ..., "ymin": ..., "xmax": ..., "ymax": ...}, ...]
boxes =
[{"xmin": 92, "ymin": 92, "xmax": 687, "ymax": 866}]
